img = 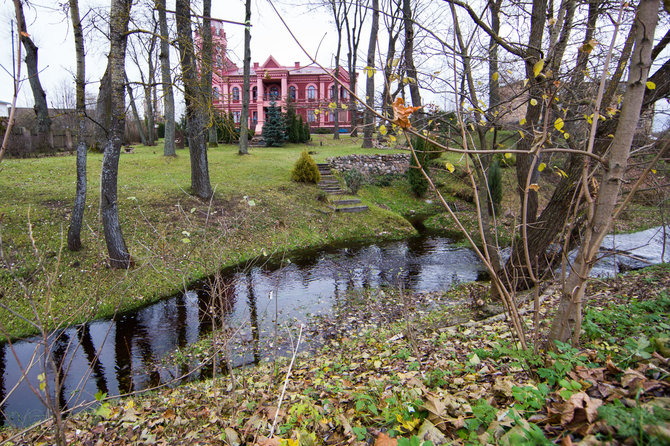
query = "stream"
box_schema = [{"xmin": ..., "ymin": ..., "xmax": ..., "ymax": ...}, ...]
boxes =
[{"xmin": 0, "ymin": 227, "xmax": 667, "ymax": 427}]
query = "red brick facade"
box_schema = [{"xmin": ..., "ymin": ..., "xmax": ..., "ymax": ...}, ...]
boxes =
[{"xmin": 203, "ymin": 23, "xmax": 353, "ymax": 132}]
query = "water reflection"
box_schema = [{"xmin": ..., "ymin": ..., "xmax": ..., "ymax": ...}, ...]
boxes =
[{"xmin": 0, "ymin": 234, "xmax": 484, "ymax": 426}]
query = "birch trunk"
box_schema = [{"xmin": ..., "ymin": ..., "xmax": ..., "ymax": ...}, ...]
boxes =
[
  {"xmin": 361, "ymin": 0, "xmax": 378, "ymax": 148},
  {"xmin": 156, "ymin": 0, "xmax": 176, "ymax": 156},
  {"xmin": 238, "ymin": 0, "xmax": 252, "ymax": 155}
]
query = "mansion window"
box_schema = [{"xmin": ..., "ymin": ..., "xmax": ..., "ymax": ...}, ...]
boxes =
[
  {"xmin": 289, "ymin": 86, "xmax": 297, "ymax": 100},
  {"xmin": 233, "ymin": 111, "xmax": 241, "ymax": 123},
  {"xmin": 232, "ymin": 87, "xmax": 240, "ymax": 102},
  {"xmin": 308, "ymin": 110, "xmax": 316, "ymax": 122},
  {"xmin": 307, "ymin": 85, "xmax": 316, "ymax": 101},
  {"xmin": 213, "ymin": 86, "xmax": 220, "ymax": 100},
  {"xmin": 252, "ymin": 87, "xmax": 257, "ymax": 101},
  {"xmin": 329, "ymin": 85, "xmax": 335, "ymax": 99},
  {"xmin": 269, "ymin": 86, "xmax": 280, "ymax": 100},
  {"xmin": 252, "ymin": 111, "xmax": 258, "ymax": 123}
]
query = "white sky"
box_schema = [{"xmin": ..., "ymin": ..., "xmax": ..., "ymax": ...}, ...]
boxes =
[{"xmin": 0, "ymin": 0, "xmax": 356, "ymax": 112}]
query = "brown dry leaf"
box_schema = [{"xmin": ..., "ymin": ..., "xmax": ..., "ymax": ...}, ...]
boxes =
[
  {"xmin": 561, "ymin": 392, "xmax": 603, "ymax": 426},
  {"xmin": 621, "ymin": 368, "xmax": 646, "ymax": 389},
  {"xmin": 392, "ymin": 97, "xmax": 422, "ymax": 129},
  {"xmin": 255, "ymin": 437, "xmax": 281, "ymax": 446},
  {"xmin": 374, "ymin": 432, "xmax": 398, "ymax": 446},
  {"xmin": 561, "ymin": 435, "xmax": 574, "ymax": 446}
]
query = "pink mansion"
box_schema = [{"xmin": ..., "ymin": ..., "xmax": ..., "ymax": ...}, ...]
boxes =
[{"xmin": 202, "ymin": 22, "xmax": 354, "ymax": 132}]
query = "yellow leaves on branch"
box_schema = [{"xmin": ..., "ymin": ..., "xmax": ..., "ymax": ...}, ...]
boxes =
[
  {"xmin": 554, "ymin": 117, "xmax": 564, "ymax": 132},
  {"xmin": 646, "ymin": 81, "xmax": 656, "ymax": 90},
  {"xmin": 533, "ymin": 59, "xmax": 544, "ymax": 78},
  {"xmin": 378, "ymin": 125, "xmax": 388, "ymax": 136},
  {"xmin": 392, "ymin": 97, "xmax": 422, "ymax": 129},
  {"xmin": 579, "ymin": 39, "xmax": 598, "ymax": 54},
  {"xmin": 364, "ymin": 66, "xmax": 377, "ymax": 78},
  {"xmin": 445, "ymin": 162, "xmax": 455, "ymax": 173}
]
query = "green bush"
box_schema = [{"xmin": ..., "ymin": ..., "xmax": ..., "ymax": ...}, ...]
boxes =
[
  {"xmin": 263, "ymin": 101, "xmax": 287, "ymax": 147},
  {"xmin": 157, "ymin": 122, "xmax": 165, "ymax": 139},
  {"xmin": 344, "ymin": 169, "xmax": 364, "ymax": 195},
  {"xmin": 487, "ymin": 160, "xmax": 503, "ymax": 216},
  {"xmin": 291, "ymin": 150, "xmax": 321, "ymax": 183},
  {"xmin": 407, "ymin": 136, "xmax": 439, "ymax": 197}
]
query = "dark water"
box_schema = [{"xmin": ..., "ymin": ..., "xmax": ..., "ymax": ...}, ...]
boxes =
[
  {"xmin": 2, "ymin": 226, "xmax": 666, "ymax": 427},
  {"xmin": 0, "ymin": 234, "xmax": 484, "ymax": 427}
]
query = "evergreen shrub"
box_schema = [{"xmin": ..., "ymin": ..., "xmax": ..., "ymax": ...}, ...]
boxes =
[
  {"xmin": 344, "ymin": 169, "xmax": 364, "ymax": 195},
  {"xmin": 291, "ymin": 150, "xmax": 321, "ymax": 183}
]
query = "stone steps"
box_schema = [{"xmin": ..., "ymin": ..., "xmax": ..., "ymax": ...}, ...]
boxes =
[{"xmin": 317, "ymin": 163, "xmax": 368, "ymax": 213}]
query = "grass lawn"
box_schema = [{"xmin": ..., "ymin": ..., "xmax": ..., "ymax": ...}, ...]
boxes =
[{"xmin": 0, "ymin": 136, "xmax": 413, "ymax": 339}]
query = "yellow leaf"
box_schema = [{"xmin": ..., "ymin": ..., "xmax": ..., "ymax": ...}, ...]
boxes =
[
  {"xmin": 342, "ymin": 104, "xmax": 348, "ymax": 109},
  {"xmin": 528, "ymin": 183, "xmax": 540, "ymax": 192},
  {"xmin": 328, "ymin": 102, "xmax": 337, "ymax": 109},
  {"xmin": 492, "ymin": 71, "xmax": 499, "ymax": 81},
  {"xmin": 646, "ymin": 81, "xmax": 656, "ymax": 90},
  {"xmin": 314, "ymin": 109, "xmax": 320, "ymax": 115},
  {"xmin": 389, "ymin": 135, "xmax": 396, "ymax": 142},
  {"xmin": 530, "ymin": 98, "xmax": 538, "ymax": 106},
  {"xmin": 523, "ymin": 78, "xmax": 529, "ymax": 87},
  {"xmin": 554, "ymin": 117, "xmax": 564, "ymax": 132},
  {"xmin": 518, "ymin": 130, "xmax": 525, "ymax": 138},
  {"xmin": 651, "ymin": 169, "xmax": 656, "ymax": 174},
  {"xmin": 564, "ymin": 133, "xmax": 570, "ymax": 140},
  {"xmin": 378, "ymin": 125, "xmax": 388, "ymax": 135},
  {"xmin": 504, "ymin": 153, "xmax": 512, "ymax": 159},
  {"xmin": 538, "ymin": 162, "xmax": 546, "ymax": 172},
  {"xmin": 445, "ymin": 162, "xmax": 455, "ymax": 173},
  {"xmin": 533, "ymin": 59, "xmax": 545, "ymax": 78},
  {"xmin": 364, "ymin": 66, "xmax": 377, "ymax": 78},
  {"xmin": 519, "ymin": 118, "xmax": 527, "ymax": 125}
]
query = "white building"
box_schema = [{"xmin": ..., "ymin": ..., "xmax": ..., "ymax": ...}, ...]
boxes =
[{"xmin": 0, "ymin": 100, "xmax": 10, "ymax": 118}]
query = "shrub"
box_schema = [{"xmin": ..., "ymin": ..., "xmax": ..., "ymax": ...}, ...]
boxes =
[
  {"xmin": 157, "ymin": 122, "xmax": 165, "ymax": 139},
  {"xmin": 487, "ymin": 160, "xmax": 503, "ymax": 216},
  {"xmin": 344, "ymin": 169, "xmax": 364, "ymax": 195},
  {"xmin": 291, "ymin": 150, "xmax": 321, "ymax": 183},
  {"xmin": 407, "ymin": 136, "xmax": 438, "ymax": 197},
  {"xmin": 263, "ymin": 101, "xmax": 287, "ymax": 147}
]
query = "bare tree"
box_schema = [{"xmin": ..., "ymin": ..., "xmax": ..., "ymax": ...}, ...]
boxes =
[
  {"xmin": 401, "ymin": 0, "xmax": 421, "ymax": 111},
  {"xmin": 239, "ymin": 0, "xmax": 252, "ymax": 155},
  {"xmin": 125, "ymin": 74, "xmax": 148, "ymax": 145},
  {"xmin": 67, "ymin": 0, "xmax": 88, "ymax": 251},
  {"xmin": 344, "ymin": 0, "xmax": 367, "ymax": 136},
  {"xmin": 176, "ymin": 0, "xmax": 213, "ymax": 199},
  {"xmin": 361, "ymin": 0, "xmax": 379, "ymax": 148},
  {"xmin": 100, "ymin": 0, "xmax": 133, "ymax": 268},
  {"xmin": 15, "ymin": 0, "xmax": 53, "ymax": 147},
  {"xmin": 156, "ymin": 0, "xmax": 176, "ymax": 156},
  {"xmin": 201, "ymin": 0, "xmax": 217, "ymax": 147}
]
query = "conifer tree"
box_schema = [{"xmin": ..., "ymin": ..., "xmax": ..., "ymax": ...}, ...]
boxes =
[{"xmin": 262, "ymin": 101, "xmax": 286, "ymax": 147}]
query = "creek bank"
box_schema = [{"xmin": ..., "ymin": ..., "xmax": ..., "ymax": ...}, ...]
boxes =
[{"xmin": 3, "ymin": 264, "xmax": 668, "ymax": 445}]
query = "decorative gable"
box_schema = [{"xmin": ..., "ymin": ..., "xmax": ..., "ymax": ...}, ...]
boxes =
[{"xmin": 261, "ymin": 55, "xmax": 282, "ymax": 69}]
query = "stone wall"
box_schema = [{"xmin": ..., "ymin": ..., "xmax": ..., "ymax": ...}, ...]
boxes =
[{"xmin": 326, "ymin": 154, "xmax": 410, "ymax": 177}]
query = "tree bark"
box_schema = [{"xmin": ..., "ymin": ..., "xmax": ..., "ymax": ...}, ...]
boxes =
[
  {"xmin": 15, "ymin": 0, "xmax": 52, "ymax": 144},
  {"xmin": 548, "ymin": 0, "xmax": 661, "ymax": 346},
  {"xmin": 144, "ymin": 32, "xmax": 157, "ymax": 146},
  {"xmin": 95, "ymin": 63, "xmax": 112, "ymax": 151},
  {"xmin": 362, "ymin": 0, "xmax": 379, "ymax": 148},
  {"xmin": 156, "ymin": 0, "xmax": 176, "ymax": 156},
  {"xmin": 201, "ymin": 0, "xmax": 217, "ymax": 147},
  {"xmin": 125, "ymin": 75, "xmax": 148, "ymax": 145},
  {"xmin": 402, "ymin": 0, "xmax": 421, "ymax": 111},
  {"xmin": 330, "ymin": 0, "xmax": 344, "ymax": 140},
  {"xmin": 67, "ymin": 0, "xmax": 87, "ymax": 251},
  {"xmin": 176, "ymin": 0, "xmax": 213, "ymax": 199},
  {"xmin": 101, "ymin": 0, "xmax": 133, "ymax": 269},
  {"xmin": 238, "ymin": 0, "xmax": 252, "ymax": 155}
]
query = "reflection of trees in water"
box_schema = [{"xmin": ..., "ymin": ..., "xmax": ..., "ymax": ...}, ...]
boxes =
[
  {"xmin": 0, "ymin": 345, "xmax": 5, "ymax": 426},
  {"xmin": 114, "ymin": 314, "xmax": 135, "ymax": 394},
  {"xmin": 50, "ymin": 331, "xmax": 69, "ymax": 418},
  {"xmin": 175, "ymin": 294, "xmax": 190, "ymax": 378},
  {"xmin": 247, "ymin": 272, "xmax": 260, "ymax": 365},
  {"xmin": 76, "ymin": 324, "xmax": 108, "ymax": 396}
]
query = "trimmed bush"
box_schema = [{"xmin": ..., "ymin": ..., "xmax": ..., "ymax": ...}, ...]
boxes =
[{"xmin": 291, "ymin": 150, "xmax": 321, "ymax": 183}]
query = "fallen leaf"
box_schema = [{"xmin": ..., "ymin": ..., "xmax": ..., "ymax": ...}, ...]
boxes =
[{"xmin": 374, "ymin": 432, "xmax": 397, "ymax": 446}]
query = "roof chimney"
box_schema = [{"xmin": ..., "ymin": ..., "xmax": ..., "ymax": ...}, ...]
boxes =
[
  {"xmin": 254, "ymin": 62, "xmax": 259, "ymax": 69},
  {"xmin": 294, "ymin": 62, "xmax": 300, "ymax": 68}
]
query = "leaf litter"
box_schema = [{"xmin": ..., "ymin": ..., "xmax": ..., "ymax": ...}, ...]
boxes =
[{"xmin": 1, "ymin": 266, "xmax": 669, "ymax": 445}]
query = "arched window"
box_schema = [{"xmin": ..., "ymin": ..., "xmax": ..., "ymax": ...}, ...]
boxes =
[
  {"xmin": 269, "ymin": 86, "xmax": 280, "ymax": 99},
  {"xmin": 340, "ymin": 86, "xmax": 347, "ymax": 100},
  {"xmin": 307, "ymin": 85, "xmax": 316, "ymax": 100},
  {"xmin": 329, "ymin": 85, "xmax": 335, "ymax": 99},
  {"xmin": 289, "ymin": 86, "xmax": 297, "ymax": 100},
  {"xmin": 213, "ymin": 86, "xmax": 220, "ymax": 100},
  {"xmin": 252, "ymin": 87, "xmax": 257, "ymax": 101},
  {"xmin": 232, "ymin": 87, "xmax": 240, "ymax": 102},
  {"xmin": 308, "ymin": 110, "xmax": 316, "ymax": 122}
]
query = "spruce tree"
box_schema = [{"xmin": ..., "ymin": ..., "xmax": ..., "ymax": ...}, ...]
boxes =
[
  {"xmin": 262, "ymin": 101, "xmax": 287, "ymax": 147},
  {"xmin": 298, "ymin": 116, "xmax": 306, "ymax": 142}
]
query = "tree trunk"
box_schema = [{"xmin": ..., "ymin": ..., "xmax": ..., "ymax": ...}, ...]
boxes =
[
  {"xmin": 95, "ymin": 63, "xmax": 112, "ymax": 151},
  {"xmin": 15, "ymin": 0, "xmax": 52, "ymax": 145},
  {"xmin": 402, "ymin": 0, "xmax": 421, "ymax": 111},
  {"xmin": 176, "ymin": 0, "xmax": 213, "ymax": 199},
  {"xmin": 156, "ymin": 0, "xmax": 176, "ymax": 156},
  {"xmin": 238, "ymin": 0, "xmax": 252, "ymax": 155},
  {"xmin": 201, "ymin": 0, "xmax": 217, "ymax": 148},
  {"xmin": 548, "ymin": 0, "xmax": 661, "ymax": 346},
  {"xmin": 361, "ymin": 0, "xmax": 378, "ymax": 148},
  {"xmin": 125, "ymin": 75, "xmax": 148, "ymax": 145},
  {"xmin": 144, "ymin": 33, "xmax": 157, "ymax": 146},
  {"xmin": 101, "ymin": 0, "xmax": 133, "ymax": 269},
  {"xmin": 67, "ymin": 0, "xmax": 86, "ymax": 251}
]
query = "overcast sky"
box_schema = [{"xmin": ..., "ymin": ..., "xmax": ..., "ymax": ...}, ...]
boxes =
[{"xmin": 0, "ymin": 0, "xmax": 348, "ymax": 111}]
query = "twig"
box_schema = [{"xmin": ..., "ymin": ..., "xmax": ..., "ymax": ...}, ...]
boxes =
[{"xmin": 269, "ymin": 324, "xmax": 304, "ymax": 438}]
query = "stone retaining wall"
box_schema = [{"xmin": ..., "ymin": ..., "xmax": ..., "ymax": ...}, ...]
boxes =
[{"xmin": 326, "ymin": 154, "xmax": 410, "ymax": 177}]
